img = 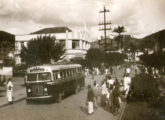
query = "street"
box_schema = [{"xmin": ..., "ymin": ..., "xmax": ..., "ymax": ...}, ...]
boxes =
[{"xmin": 0, "ymin": 67, "xmax": 135, "ymax": 120}]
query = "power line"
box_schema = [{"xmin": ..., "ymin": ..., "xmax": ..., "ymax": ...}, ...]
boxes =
[{"xmin": 99, "ymin": 6, "xmax": 111, "ymax": 54}]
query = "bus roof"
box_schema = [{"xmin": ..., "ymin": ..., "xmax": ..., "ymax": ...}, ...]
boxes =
[{"xmin": 27, "ymin": 64, "xmax": 82, "ymax": 73}]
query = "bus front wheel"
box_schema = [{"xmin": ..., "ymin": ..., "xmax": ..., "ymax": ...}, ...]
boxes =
[{"xmin": 26, "ymin": 99, "xmax": 31, "ymax": 104}]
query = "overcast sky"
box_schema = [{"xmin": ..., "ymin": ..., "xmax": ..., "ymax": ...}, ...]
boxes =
[{"xmin": 0, "ymin": 0, "xmax": 165, "ymax": 41}]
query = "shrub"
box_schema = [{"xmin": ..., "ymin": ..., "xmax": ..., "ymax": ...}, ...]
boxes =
[{"xmin": 131, "ymin": 73, "xmax": 159, "ymax": 101}]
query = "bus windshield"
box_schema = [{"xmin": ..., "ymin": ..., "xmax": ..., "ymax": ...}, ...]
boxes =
[
  {"xmin": 38, "ymin": 72, "xmax": 51, "ymax": 81},
  {"xmin": 27, "ymin": 74, "xmax": 37, "ymax": 81},
  {"xmin": 27, "ymin": 72, "xmax": 51, "ymax": 81}
]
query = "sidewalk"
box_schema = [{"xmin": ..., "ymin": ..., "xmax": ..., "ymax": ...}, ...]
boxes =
[
  {"xmin": 0, "ymin": 88, "xmax": 26, "ymax": 108},
  {"xmin": 0, "ymin": 77, "xmax": 26, "ymax": 108}
]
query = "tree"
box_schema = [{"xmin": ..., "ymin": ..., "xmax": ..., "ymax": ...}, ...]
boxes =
[
  {"xmin": 139, "ymin": 54, "xmax": 165, "ymax": 68},
  {"xmin": 20, "ymin": 35, "xmax": 65, "ymax": 66},
  {"xmin": 86, "ymin": 48, "xmax": 105, "ymax": 68},
  {"xmin": 105, "ymin": 52, "xmax": 127, "ymax": 66},
  {"xmin": 131, "ymin": 73, "xmax": 159, "ymax": 101},
  {"xmin": 113, "ymin": 26, "xmax": 126, "ymax": 50}
]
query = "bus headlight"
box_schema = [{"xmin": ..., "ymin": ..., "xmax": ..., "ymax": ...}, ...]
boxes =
[
  {"xmin": 44, "ymin": 88, "xmax": 48, "ymax": 92},
  {"xmin": 27, "ymin": 89, "xmax": 31, "ymax": 93}
]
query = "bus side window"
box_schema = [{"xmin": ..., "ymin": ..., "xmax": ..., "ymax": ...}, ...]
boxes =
[
  {"xmin": 63, "ymin": 70, "xmax": 66, "ymax": 78},
  {"xmin": 53, "ymin": 71, "xmax": 59, "ymax": 80},
  {"xmin": 68, "ymin": 69, "xmax": 71, "ymax": 77},
  {"xmin": 73, "ymin": 68, "xmax": 76, "ymax": 75},
  {"xmin": 64, "ymin": 70, "xmax": 67, "ymax": 78},
  {"xmin": 58, "ymin": 72, "xmax": 61, "ymax": 79},
  {"xmin": 65, "ymin": 70, "xmax": 67, "ymax": 77},
  {"xmin": 70, "ymin": 69, "xmax": 72, "ymax": 76},
  {"xmin": 67, "ymin": 69, "xmax": 69, "ymax": 77},
  {"xmin": 61, "ymin": 70, "xmax": 66, "ymax": 79},
  {"xmin": 60, "ymin": 71, "xmax": 63, "ymax": 79},
  {"xmin": 53, "ymin": 72, "xmax": 56, "ymax": 80}
]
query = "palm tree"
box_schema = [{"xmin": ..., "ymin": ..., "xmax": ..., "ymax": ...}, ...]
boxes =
[{"xmin": 113, "ymin": 26, "xmax": 126, "ymax": 50}]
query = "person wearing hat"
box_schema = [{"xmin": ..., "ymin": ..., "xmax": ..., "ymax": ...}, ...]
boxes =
[{"xmin": 6, "ymin": 78, "xmax": 14, "ymax": 104}]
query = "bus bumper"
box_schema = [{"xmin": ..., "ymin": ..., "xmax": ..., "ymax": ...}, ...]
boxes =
[{"xmin": 26, "ymin": 95, "xmax": 52, "ymax": 100}]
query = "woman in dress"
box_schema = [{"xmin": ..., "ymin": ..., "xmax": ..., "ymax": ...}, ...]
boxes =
[{"xmin": 7, "ymin": 78, "xmax": 14, "ymax": 104}]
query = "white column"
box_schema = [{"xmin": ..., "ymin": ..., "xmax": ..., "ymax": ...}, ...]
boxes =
[
  {"xmin": 79, "ymin": 40, "xmax": 82, "ymax": 49},
  {"xmin": 83, "ymin": 41, "xmax": 86, "ymax": 49},
  {"xmin": 65, "ymin": 30, "xmax": 69, "ymax": 49}
]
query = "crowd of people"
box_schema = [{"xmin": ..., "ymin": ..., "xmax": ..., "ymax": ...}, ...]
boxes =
[{"xmin": 86, "ymin": 66, "xmax": 132, "ymax": 115}]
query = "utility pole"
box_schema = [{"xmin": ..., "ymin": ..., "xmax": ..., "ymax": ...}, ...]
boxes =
[{"xmin": 99, "ymin": 6, "xmax": 111, "ymax": 54}]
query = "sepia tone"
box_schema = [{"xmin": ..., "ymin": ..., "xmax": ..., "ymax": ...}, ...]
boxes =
[{"xmin": 0, "ymin": 0, "xmax": 165, "ymax": 120}]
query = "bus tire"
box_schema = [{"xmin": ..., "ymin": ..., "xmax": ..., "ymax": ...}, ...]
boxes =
[
  {"xmin": 75, "ymin": 85, "xmax": 80, "ymax": 94},
  {"xmin": 57, "ymin": 93, "xmax": 62, "ymax": 102}
]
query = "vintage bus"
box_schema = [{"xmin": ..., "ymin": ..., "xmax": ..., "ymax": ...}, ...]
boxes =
[{"xmin": 25, "ymin": 64, "xmax": 85, "ymax": 103}]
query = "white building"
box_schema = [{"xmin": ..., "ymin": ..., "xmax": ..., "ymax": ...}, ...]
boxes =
[{"xmin": 15, "ymin": 27, "xmax": 91, "ymax": 64}]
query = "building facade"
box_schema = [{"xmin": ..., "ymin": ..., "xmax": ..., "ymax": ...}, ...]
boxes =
[{"xmin": 15, "ymin": 27, "xmax": 90, "ymax": 64}]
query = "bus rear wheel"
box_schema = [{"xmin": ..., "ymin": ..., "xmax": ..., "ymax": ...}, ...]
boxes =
[
  {"xmin": 57, "ymin": 92, "xmax": 63, "ymax": 102},
  {"xmin": 75, "ymin": 85, "xmax": 80, "ymax": 94}
]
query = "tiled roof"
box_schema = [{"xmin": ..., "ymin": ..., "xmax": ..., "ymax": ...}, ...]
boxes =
[{"xmin": 31, "ymin": 27, "xmax": 72, "ymax": 34}]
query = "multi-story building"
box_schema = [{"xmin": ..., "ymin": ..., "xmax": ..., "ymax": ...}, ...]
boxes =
[
  {"xmin": 15, "ymin": 27, "xmax": 90, "ymax": 64},
  {"xmin": 0, "ymin": 31, "xmax": 15, "ymax": 65}
]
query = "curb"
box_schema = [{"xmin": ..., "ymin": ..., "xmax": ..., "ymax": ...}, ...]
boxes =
[
  {"xmin": 0, "ymin": 97, "xmax": 26, "ymax": 108},
  {"xmin": 118, "ymin": 102, "xmax": 127, "ymax": 120}
]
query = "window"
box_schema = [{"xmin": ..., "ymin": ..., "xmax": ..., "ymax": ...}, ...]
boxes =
[
  {"xmin": 57, "ymin": 72, "xmax": 61, "ymax": 79},
  {"xmin": 74, "ymin": 68, "xmax": 76, "ymax": 73},
  {"xmin": 78, "ymin": 68, "xmax": 81, "ymax": 72},
  {"xmin": 21, "ymin": 42, "xmax": 24, "ymax": 48},
  {"xmin": 63, "ymin": 70, "xmax": 67, "ymax": 78},
  {"xmin": 72, "ymin": 40, "xmax": 79, "ymax": 49},
  {"xmin": 38, "ymin": 72, "xmax": 51, "ymax": 81},
  {"xmin": 67, "ymin": 70, "xmax": 70, "ymax": 77},
  {"xmin": 27, "ymin": 74, "xmax": 37, "ymax": 81},
  {"xmin": 60, "ymin": 71, "xmax": 64, "ymax": 79},
  {"xmin": 71, "ymin": 69, "xmax": 74, "ymax": 75},
  {"xmin": 53, "ymin": 71, "xmax": 61, "ymax": 80}
]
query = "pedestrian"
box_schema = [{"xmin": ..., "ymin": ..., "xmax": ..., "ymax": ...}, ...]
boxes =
[
  {"xmin": 111, "ymin": 83, "xmax": 120, "ymax": 115},
  {"xmin": 87, "ymin": 85, "xmax": 95, "ymax": 115},
  {"xmin": 106, "ymin": 76, "xmax": 115, "ymax": 89},
  {"xmin": 92, "ymin": 68, "xmax": 95, "ymax": 79},
  {"xmin": 126, "ymin": 67, "xmax": 130, "ymax": 75},
  {"xmin": 105, "ymin": 68, "xmax": 109, "ymax": 75},
  {"xmin": 123, "ymin": 74, "xmax": 131, "ymax": 101},
  {"xmin": 101, "ymin": 80, "xmax": 108, "ymax": 107},
  {"xmin": 135, "ymin": 66, "xmax": 138, "ymax": 75},
  {"xmin": 93, "ymin": 81, "xmax": 100, "ymax": 109},
  {"xmin": 110, "ymin": 67, "xmax": 114, "ymax": 75},
  {"xmin": 6, "ymin": 78, "xmax": 14, "ymax": 104}
]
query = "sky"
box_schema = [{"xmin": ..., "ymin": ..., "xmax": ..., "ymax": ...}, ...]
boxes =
[{"xmin": 0, "ymin": 0, "xmax": 165, "ymax": 41}]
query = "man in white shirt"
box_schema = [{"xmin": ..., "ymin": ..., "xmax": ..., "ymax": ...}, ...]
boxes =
[
  {"xmin": 126, "ymin": 67, "xmax": 131, "ymax": 75},
  {"xmin": 107, "ymin": 76, "xmax": 114, "ymax": 88},
  {"xmin": 123, "ymin": 74, "xmax": 131, "ymax": 97}
]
